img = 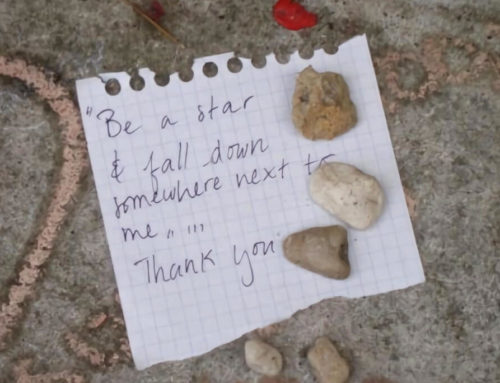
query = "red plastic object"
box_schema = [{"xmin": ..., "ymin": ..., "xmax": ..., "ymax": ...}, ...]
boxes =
[
  {"xmin": 273, "ymin": 0, "xmax": 318, "ymax": 31},
  {"xmin": 146, "ymin": 0, "xmax": 166, "ymax": 23}
]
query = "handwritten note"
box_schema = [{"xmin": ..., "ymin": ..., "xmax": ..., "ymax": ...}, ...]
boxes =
[{"xmin": 76, "ymin": 35, "xmax": 424, "ymax": 370}]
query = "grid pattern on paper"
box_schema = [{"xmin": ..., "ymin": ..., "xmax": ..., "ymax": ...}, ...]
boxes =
[{"xmin": 75, "ymin": 35, "xmax": 424, "ymax": 370}]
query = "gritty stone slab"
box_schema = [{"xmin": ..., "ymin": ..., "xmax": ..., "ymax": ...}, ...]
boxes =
[
  {"xmin": 309, "ymin": 162, "xmax": 384, "ymax": 230},
  {"xmin": 0, "ymin": 0, "xmax": 499, "ymax": 382}
]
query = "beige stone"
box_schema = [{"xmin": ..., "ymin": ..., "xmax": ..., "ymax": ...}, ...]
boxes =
[
  {"xmin": 282, "ymin": 226, "xmax": 349, "ymax": 279},
  {"xmin": 244, "ymin": 339, "xmax": 283, "ymax": 376},
  {"xmin": 292, "ymin": 66, "xmax": 357, "ymax": 140},
  {"xmin": 310, "ymin": 162, "xmax": 384, "ymax": 230},
  {"xmin": 307, "ymin": 337, "xmax": 350, "ymax": 383}
]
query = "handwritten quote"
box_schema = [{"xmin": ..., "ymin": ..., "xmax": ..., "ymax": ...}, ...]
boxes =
[
  {"xmin": 76, "ymin": 36, "xmax": 424, "ymax": 368},
  {"xmin": 85, "ymin": 93, "xmax": 335, "ymax": 288}
]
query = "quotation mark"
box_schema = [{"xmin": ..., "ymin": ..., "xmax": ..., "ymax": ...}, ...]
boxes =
[
  {"xmin": 86, "ymin": 106, "xmax": 93, "ymax": 117},
  {"xmin": 187, "ymin": 224, "xmax": 204, "ymax": 235},
  {"xmin": 166, "ymin": 229, "xmax": 174, "ymax": 239}
]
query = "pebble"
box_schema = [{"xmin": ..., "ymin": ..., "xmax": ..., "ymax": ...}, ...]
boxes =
[
  {"xmin": 292, "ymin": 66, "xmax": 357, "ymax": 140},
  {"xmin": 307, "ymin": 337, "xmax": 350, "ymax": 383},
  {"xmin": 244, "ymin": 339, "xmax": 283, "ymax": 376},
  {"xmin": 310, "ymin": 162, "xmax": 384, "ymax": 230},
  {"xmin": 282, "ymin": 226, "xmax": 350, "ymax": 279}
]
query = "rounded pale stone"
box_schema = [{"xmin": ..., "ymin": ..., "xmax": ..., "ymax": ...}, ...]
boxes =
[
  {"xmin": 307, "ymin": 337, "xmax": 350, "ymax": 383},
  {"xmin": 282, "ymin": 225, "xmax": 350, "ymax": 279},
  {"xmin": 244, "ymin": 339, "xmax": 283, "ymax": 376},
  {"xmin": 292, "ymin": 66, "xmax": 357, "ymax": 140},
  {"xmin": 310, "ymin": 162, "xmax": 384, "ymax": 230}
]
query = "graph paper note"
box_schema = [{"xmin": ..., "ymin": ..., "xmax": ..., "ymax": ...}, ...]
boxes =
[{"xmin": 76, "ymin": 35, "xmax": 424, "ymax": 369}]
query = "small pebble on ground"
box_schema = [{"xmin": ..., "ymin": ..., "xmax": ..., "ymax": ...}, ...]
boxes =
[
  {"xmin": 307, "ymin": 336, "xmax": 350, "ymax": 383},
  {"xmin": 245, "ymin": 339, "xmax": 283, "ymax": 376},
  {"xmin": 282, "ymin": 225, "xmax": 350, "ymax": 279}
]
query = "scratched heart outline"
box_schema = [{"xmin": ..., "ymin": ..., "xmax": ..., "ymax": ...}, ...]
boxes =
[{"xmin": 0, "ymin": 56, "xmax": 88, "ymax": 349}]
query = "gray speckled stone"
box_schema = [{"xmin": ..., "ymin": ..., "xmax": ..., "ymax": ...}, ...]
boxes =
[
  {"xmin": 0, "ymin": 77, "xmax": 60, "ymax": 288},
  {"xmin": 0, "ymin": 0, "xmax": 499, "ymax": 382},
  {"xmin": 309, "ymin": 162, "xmax": 384, "ymax": 230}
]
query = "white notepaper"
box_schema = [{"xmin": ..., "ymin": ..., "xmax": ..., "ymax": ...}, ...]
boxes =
[{"xmin": 76, "ymin": 35, "xmax": 424, "ymax": 370}]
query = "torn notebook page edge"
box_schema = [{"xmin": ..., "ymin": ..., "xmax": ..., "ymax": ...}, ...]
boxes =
[{"xmin": 76, "ymin": 35, "xmax": 368, "ymax": 95}]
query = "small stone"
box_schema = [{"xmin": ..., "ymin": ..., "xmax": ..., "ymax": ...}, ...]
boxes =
[
  {"xmin": 282, "ymin": 226, "xmax": 349, "ymax": 279},
  {"xmin": 86, "ymin": 313, "xmax": 107, "ymax": 329},
  {"xmin": 310, "ymin": 162, "xmax": 384, "ymax": 230},
  {"xmin": 307, "ymin": 337, "xmax": 350, "ymax": 383},
  {"xmin": 292, "ymin": 66, "xmax": 357, "ymax": 140},
  {"xmin": 245, "ymin": 339, "xmax": 283, "ymax": 376}
]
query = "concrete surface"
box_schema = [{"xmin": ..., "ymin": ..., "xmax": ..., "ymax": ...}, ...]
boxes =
[{"xmin": 0, "ymin": 0, "xmax": 499, "ymax": 382}]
